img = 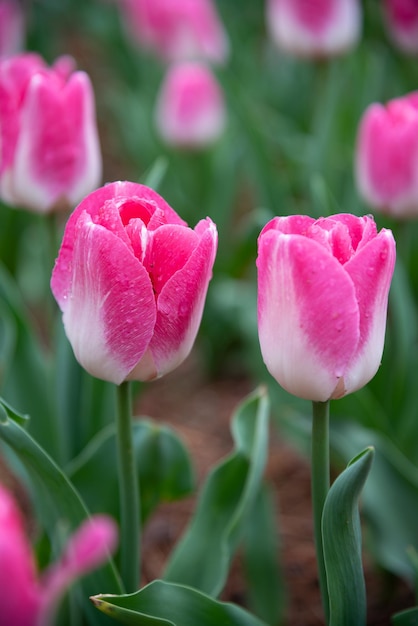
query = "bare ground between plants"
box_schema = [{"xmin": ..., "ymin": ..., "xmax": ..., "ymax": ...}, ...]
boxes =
[{"xmin": 137, "ymin": 350, "xmax": 414, "ymax": 626}]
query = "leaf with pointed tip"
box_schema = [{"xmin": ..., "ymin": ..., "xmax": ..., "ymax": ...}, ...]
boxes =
[
  {"xmin": 163, "ymin": 386, "xmax": 269, "ymax": 597},
  {"xmin": 322, "ymin": 446, "xmax": 374, "ymax": 626},
  {"xmin": 91, "ymin": 580, "xmax": 268, "ymax": 626},
  {"xmin": 391, "ymin": 607, "xmax": 418, "ymax": 625}
]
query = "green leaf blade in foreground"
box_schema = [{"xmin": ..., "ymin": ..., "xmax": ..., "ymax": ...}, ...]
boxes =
[
  {"xmin": 0, "ymin": 398, "xmax": 122, "ymax": 626},
  {"xmin": 322, "ymin": 446, "xmax": 374, "ymax": 626},
  {"xmin": 92, "ymin": 579, "xmax": 268, "ymax": 626},
  {"xmin": 163, "ymin": 386, "xmax": 270, "ymax": 597}
]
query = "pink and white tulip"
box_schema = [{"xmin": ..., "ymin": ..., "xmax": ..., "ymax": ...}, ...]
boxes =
[
  {"xmin": 355, "ymin": 92, "xmax": 418, "ymax": 217},
  {"xmin": 51, "ymin": 181, "xmax": 218, "ymax": 385},
  {"xmin": 0, "ymin": 482, "xmax": 118, "ymax": 626},
  {"xmin": 266, "ymin": 0, "xmax": 362, "ymax": 58},
  {"xmin": 0, "ymin": 0, "xmax": 25, "ymax": 58},
  {"xmin": 0, "ymin": 53, "xmax": 102, "ymax": 212},
  {"xmin": 382, "ymin": 0, "xmax": 418, "ymax": 54},
  {"xmin": 257, "ymin": 214, "xmax": 396, "ymax": 402},
  {"xmin": 117, "ymin": 0, "xmax": 229, "ymax": 64},
  {"xmin": 155, "ymin": 61, "xmax": 226, "ymax": 149}
]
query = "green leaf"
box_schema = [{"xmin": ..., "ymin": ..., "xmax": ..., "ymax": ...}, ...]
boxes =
[
  {"xmin": 0, "ymin": 264, "xmax": 61, "ymax": 459},
  {"xmin": 332, "ymin": 422, "xmax": 418, "ymax": 581},
  {"xmin": 0, "ymin": 398, "xmax": 122, "ymax": 625},
  {"xmin": 163, "ymin": 386, "xmax": 270, "ymax": 597},
  {"xmin": 91, "ymin": 579, "xmax": 268, "ymax": 626},
  {"xmin": 242, "ymin": 482, "xmax": 285, "ymax": 625},
  {"xmin": 322, "ymin": 446, "xmax": 374, "ymax": 626},
  {"xmin": 391, "ymin": 607, "xmax": 418, "ymax": 625},
  {"xmin": 68, "ymin": 418, "xmax": 194, "ymax": 523}
]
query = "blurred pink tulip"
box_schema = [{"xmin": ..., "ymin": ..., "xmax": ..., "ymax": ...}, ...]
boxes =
[
  {"xmin": 117, "ymin": 0, "xmax": 229, "ymax": 64},
  {"xmin": 51, "ymin": 181, "xmax": 218, "ymax": 385},
  {"xmin": 382, "ymin": 0, "xmax": 418, "ymax": 54},
  {"xmin": 266, "ymin": 0, "xmax": 362, "ymax": 58},
  {"xmin": 257, "ymin": 214, "xmax": 395, "ymax": 402},
  {"xmin": 0, "ymin": 482, "xmax": 118, "ymax": 626},
  {"xmin": 155, "ymin": 61, "xmax": 226, "ymax": 149},
  {"xmin": 0, "ymin": 53, "xmax": 102, "ymax": 212},
  {"xmin": 0, "ymin": 0, "xmax": 25, "ymax": 58},
  {"xmin": 355, "ymin": 92, "xmax": 418, "ymax": 217}
]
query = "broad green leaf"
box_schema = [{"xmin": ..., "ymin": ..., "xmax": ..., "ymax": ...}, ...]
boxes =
[
  {"xmin": 0, "ymin": 398, "xmax": 122, "ymax": 625},
  {"xmin": 242, "ymin": 482, "xmax": 285, "ymax": 625},
  {"xmin": 391, "ymin": 607, "xmax": 418, "ymax": 625},
  {"xmin": 91, "ymin": 579, "xmax": 268, "ymax": 626},
  {"xmin": 332, "ymin": 422, "xmax": 418, "ymax": 581},
  {"xmin": 163, "ymin": 386, "xmax": 269, "ymax": 597},
  {"xmin": 322, "ymin": 446, "xmax": 374, "ymax": 626},
  {"xmin": 68, "ymin": 418, "xmax": 194, "ymax": 523}
]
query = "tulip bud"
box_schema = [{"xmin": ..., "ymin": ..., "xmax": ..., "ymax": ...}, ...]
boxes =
[
  {"xmin": 257, "ymin": 214, "xmax": 396, "ymax": 402},
  {"xmin": 117, "ymin": 0, "xmax": 229, "ymax": 64},
  {"xmin": 0, "ymin": 53, "xmax": 102, "ymax": 213},
  {"xmin": 266, "ymin": 0, "xmax": 362, "ymax": 58},
  {"xmin": 51, "ymin": 181, "xmax": 218, "ymax": 385},
  {"xmin": 155, "ymin": 61, "xmax": 226, "ymax": 149},
  {"xmin": 355, "ymin": 92, "xmax": 418, "ymax": 217},
  {"xmin": 382, "ymin": 0, "xmax": 418, "ymax": 55}
]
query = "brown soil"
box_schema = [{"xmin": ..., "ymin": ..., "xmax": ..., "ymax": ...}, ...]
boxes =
[{"xmin": 137, "ymin": 350, "xmax": 415, "ymax": 626}]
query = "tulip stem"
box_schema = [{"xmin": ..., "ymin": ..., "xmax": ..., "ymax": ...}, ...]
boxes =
[
  {"xmin": 116, "ymin": 381, "xmax": 140, "ymax": 592},
  {"xmin": 311, "ymin": 400, "xmax": 330, "ymax": 624}
]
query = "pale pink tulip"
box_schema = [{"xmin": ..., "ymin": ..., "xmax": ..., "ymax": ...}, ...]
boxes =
[
  {"xmin": 383, "ymin": 0, "xmax": 418, "ymax": 54},
  {"xmin": 266, "ymin": 0, "xmax": 361, "ymax": 58},
  {"xmin": 355, "ymin": 92, "xmax": 418, "ymax": 217},
  {"xmin": 0, "ymin": 482, "xmax": 118, "ymax": 626},
  {"xmin": 155, "ymin": 61, "xmax": 226, "ymax": 149},
  {"xmin": 51, "ymin": 181, "xmax": 218, "ymax": 384},
  {"xmin": 257, "ymin": 214, "xmax": 396, "ymax": 402},
  {"xmin": 0, "ymin": 0, "xmax": 25, "ymax": 58},
  {"xmin": 117, "ymin": 0, "xmax": 229, "ymax": 64},
  {"xmin": 0, "ymin": 53, "xmax": 102, "ymax": 212}
]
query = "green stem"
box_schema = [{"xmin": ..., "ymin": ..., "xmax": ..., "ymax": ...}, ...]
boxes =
[
  {"xmin": 116, "ymin": 381, "xmax": 140, "ymax": 592},
  {"xmin": 311, "ymin": 400, "xmax": 330, "ymax": 624}
]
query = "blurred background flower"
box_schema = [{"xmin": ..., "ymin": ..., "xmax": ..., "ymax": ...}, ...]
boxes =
[
  {"xmin": 155, "ymin": 61, "xmax": 226, "ymax": 149},
  {"xmin": 266, "ymin": 0, "xmax": 362, "ymax": 58},
  {"xmin": 0, "ymin": 52, "xmax": 102, "ymax": 213},
  {"xmin": 355, "ymin": 92, "xmax": 418, "ymax": 218},
  {"xmin": 382, "ymin": 0, "xmax": 418, "ymax": 55}
]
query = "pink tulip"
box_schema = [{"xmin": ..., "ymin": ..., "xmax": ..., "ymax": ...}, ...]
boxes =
[
  {"xmin": 0, "ymin": 482, "xmax": 118, "ymax": 626},
  {"xmin": 382, "ymin": 0, "xmax": 418, "ymax": 54},
  {"xmin": 51, "ymin": 181, "xmax": 218, "ymax": 384},
  {"xmin": 117, "ymin": 0, "xmax": 229, "ymax": 64},
  {"xmin": 155, "ymin": 61, "xmax": 226, "ymax": 149},
  {"xmin": 0, "ymin": 53, "xmax": 102, "ymax": 212},
  {"xmin": 355, "ymin": 92, "xmax": 418, "ymax": 217},
  {"xmin": 0, "ymin": 0, "xmax": 25, "ymax": 58},
  {"xmin": 257, "ymin": 214, "xmax": 396, "ymax": 402},
  {"xmin": 266, "ymin": 0, "xmax": 361, "ymax": 58}
]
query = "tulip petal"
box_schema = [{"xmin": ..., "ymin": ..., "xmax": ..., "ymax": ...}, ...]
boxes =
[
  {"xmin": 257, "ymin": 231, "xmax": 360, "ymax": 401},
  {"xmin": 343, "ymin": 229, "xmax": 396, "ymax": 395},
  {"xmin": 129, "ymin": 219, "xmax": 217, "ymax": 380},
  {"xmin": 57, "ymin": 210, "xmax": 156, "ymax": 384},
  {"xmin": 11, "ymin": 71, "xmax": 101, "ymax": 211}
]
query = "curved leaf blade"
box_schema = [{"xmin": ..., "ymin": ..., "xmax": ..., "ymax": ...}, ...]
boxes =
[
  {"xmin": 163, "ymin": 386, "xmax": 269, "ymax": 597},
  {"xmin": 322, "ymin": 446, "xmax": 374, "ymax": 626},
  {"xmin": 91, "ymin": 580, "xmax": 268, "ymax": 626}
]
